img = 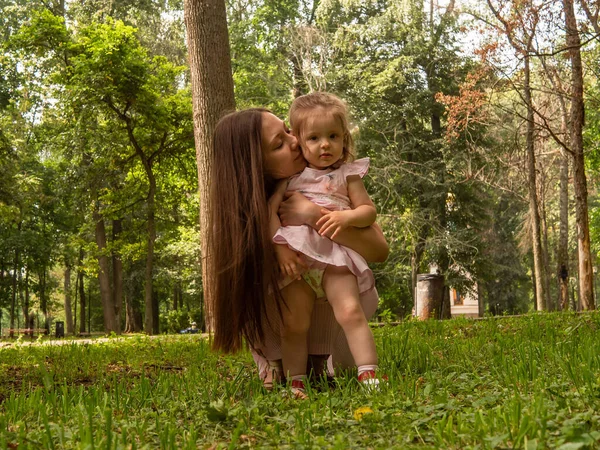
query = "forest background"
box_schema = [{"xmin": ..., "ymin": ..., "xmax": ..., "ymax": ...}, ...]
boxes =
[{"xmin": 1, "ymin": 0, "xmax": 599, "ymax": 335}]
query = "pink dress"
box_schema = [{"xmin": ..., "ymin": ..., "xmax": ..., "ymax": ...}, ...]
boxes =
[{"xmin": 252, "ymin": 158, "xmax": 379, "ymax": 378}]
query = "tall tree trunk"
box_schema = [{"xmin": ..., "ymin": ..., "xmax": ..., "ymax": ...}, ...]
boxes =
[
  {"xmin": 10, "ymin": 245, "xmax": 19, "ymax": 331},
  {"xmin": 539, "ymin": 166, "xmax": 552, "ymax": 310},
  {"xmin": 152, "ymin": 288, "xmax": 159, "ymax": 334},
  {"xmin": 185, "ymin": 0, "xmax": 236, "ymax": 331},
  {"xmin": 112, "ymin": 219, "xmax": 123, "ymax": 332},
  {"xmin": 524, "ymin": 55, "xmax": 546, "ymax": 311},
  {"xmin": 144, "ymin": 172, "xmax": 157, "ymax": 335},
  {"xmin": 557, "ymin": 110, "xmax": 570, "ymax": 311},
  {"xmin": 64, "ymin": 266, "xmax": 74, "ymax": 334},
  {"xmin": 40, "ymin": 267, "xmax": 49, "ymax": 333},
  {"xmin": 78, "ymin": 249, "xmax": 86, "ymax": 334},
  {"xmin": 564, "ymin": 0, "xmax": 595, "ymax": 310},
  {"xmin": 125, "ymin": 277, "xmax": 144, "ymax": 333},
  {"xmin": 94, "ymin": 207, "xmax": 119, "ymax": 333},
  {"xmin": 23, "ymin": 270, "xmax": 31, "ymax": 327}
]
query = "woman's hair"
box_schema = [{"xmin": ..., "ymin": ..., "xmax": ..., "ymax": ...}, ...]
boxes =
[
  {"xmin": 207, "ymin": 108, "xmax": 281, "ymax": 353},
  {"xmin": 289, "ymin": 91, "xmax": 355, "ymax": 163}
]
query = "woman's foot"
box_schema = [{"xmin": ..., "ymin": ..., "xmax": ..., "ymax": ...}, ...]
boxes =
[{"xmin": 263, "ymin": 360, "xmax": 283, "ymax": 391}]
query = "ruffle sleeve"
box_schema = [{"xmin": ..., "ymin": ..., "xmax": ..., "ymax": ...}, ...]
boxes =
[{"xmin": 341, "ymin": 157, "xmax": 370, "ymax": 179}]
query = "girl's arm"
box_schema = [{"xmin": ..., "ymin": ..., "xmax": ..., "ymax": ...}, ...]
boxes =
[
  {"xmin": 279, "ymin": 191, "xmax": 389, "ymax": 263},
  {"xmin": 316, "ymin": 175, "xmax": 376, "ymax": 239},
  {"xmin": 269, "ymin": 181, "xmax": 306, "ymax": 280}
]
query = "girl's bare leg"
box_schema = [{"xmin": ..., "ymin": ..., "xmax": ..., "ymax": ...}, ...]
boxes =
[
  {"xmin": 322, "ymin": 265, "xmax": 377, "ymax": 367},
  {"xmin": 280, "ymin": 279, "xmax": 316, "ymax": 380}
]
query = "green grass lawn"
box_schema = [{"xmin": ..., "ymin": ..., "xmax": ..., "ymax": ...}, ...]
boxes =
[{"xmin": 1, "ymin": 312, "xmax": 600, "ymax": 449}]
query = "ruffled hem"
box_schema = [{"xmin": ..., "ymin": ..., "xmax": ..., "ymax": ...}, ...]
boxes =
[{"xmin": 273, "ymin": 225, "xmax": 374, "ymax": 294}]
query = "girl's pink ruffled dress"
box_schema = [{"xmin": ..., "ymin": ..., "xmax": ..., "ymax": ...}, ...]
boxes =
[{"xmin": 273, "ymin": 157, "xmax": 375, "ymax": 296}]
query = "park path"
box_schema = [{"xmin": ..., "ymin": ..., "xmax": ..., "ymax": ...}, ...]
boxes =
[{"xmin": 0, "ymin": 333, "xmax": 209, "ymax": 350}]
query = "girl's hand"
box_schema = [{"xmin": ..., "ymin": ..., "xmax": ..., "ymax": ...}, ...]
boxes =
[
  {"xmin": 278, "ymin": 191, "xmax": 324, "ymax": 227},
  {"xmin": 275, "ymin": 245, "xmax": 307, "ymax": 280},
  {"xmin": 316, "ymin": 210, "xmax": 352, "ymax": 240}
]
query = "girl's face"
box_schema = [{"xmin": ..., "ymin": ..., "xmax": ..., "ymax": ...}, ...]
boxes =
[
  {"xmin": 261, "ymin": 112, "xmax": 306, "ymax": 179},
  {"xmin": 299, "ymin": 108, "xmax": 344, "ymax": 170}
]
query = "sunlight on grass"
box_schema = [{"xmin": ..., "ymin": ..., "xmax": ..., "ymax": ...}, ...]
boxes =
[{"xmin": 1, "ymin": 313, "xmax": 600, "ymax": 448}]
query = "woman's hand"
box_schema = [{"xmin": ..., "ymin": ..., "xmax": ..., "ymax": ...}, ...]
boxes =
[{"xmin": 278, "ymin": 191, "xmax": 324, "ymax": 227}]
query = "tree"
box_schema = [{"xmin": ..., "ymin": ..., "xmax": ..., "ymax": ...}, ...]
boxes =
[
  {"xmin": 184, "ymin": 0, "xmax": 235, "ymax": 330},
  {"xmin": 563, "ymin": 0, "xmax": 595, "ymax": 310}
]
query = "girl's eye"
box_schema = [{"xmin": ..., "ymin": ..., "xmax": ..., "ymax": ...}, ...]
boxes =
[
  {"xmin": 309, "ymin": 136, "xmax": 317, "ymax": 141},
  {"xmin": 330, "ymin": 134, "xmax": 337, "ymax": 139}
]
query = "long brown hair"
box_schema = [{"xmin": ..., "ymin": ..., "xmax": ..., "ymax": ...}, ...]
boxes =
[{"xmin": 207, "ymin": 108, "xmax": 281, "ymax": 353}]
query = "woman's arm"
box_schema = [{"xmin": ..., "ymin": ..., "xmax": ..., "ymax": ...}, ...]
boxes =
[{"xmin": 279, "ymin": 191, "xmax": 389, "ymax": 263}]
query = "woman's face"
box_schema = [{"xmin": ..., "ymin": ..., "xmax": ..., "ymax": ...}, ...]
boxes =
[{"xmin": 261, "ymin": 112, "xmax": 306, "ymax": 179}]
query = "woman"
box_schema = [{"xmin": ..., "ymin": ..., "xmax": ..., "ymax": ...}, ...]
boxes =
[{"xmin": 207, "ymin": 108, "xmax": 388, "ymax": 388}]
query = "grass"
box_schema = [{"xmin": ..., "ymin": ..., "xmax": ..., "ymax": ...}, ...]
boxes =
[{"xmin": 1, "ymin": 312, "xmax": 600, "ymax": 449}]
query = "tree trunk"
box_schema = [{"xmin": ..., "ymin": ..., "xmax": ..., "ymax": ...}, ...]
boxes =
[
  {"xmin": 557, "ymin": 109, "xmax": 570, "ymax": 311},
  {"xmin": 144, "ymin": 172, "xmax": 157, "ymax": 335},
  {"xmin": 10, "ymin": 245, "xmax": 19, "ymax": 331},
  {"xmin": 564, "ymin": 0, "xmax": 595, "ymax": 310},
  {"xmin": 40, "ymin": 267, "xmax": 49, "ymax": 333},
  {"xmin": 524, "ymin": 55, "xmax": 546, "ymax": 311},
  {"xmin": 539, "ymin": 166, "xmax": 552, "ymax": 310},
  {"xmin": 112, "ymin": 219, "xmax": 123, "ymax": 332},
  {"xmin": 94, "ymin": 207, "xmax": 119, "ymax": 333},
  {"xmin": 78, "ymin": 249, "xmax": 86, "ymax": 334},
  {"xmin": 184, "ymin": 0, "xmax": 236, "ymax": 332},
  {"xmin": 125, "ymin": 281, "xmax": 144, "ymax": 333},
  {"xmin": 64, "ymin": 265, "xmax": 74, "ymax": 334},
  {"xmin": 23, "ymin": 271, "xmax": 31, "ymax": 328}
]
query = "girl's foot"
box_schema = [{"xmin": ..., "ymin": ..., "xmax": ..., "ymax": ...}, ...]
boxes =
[
  {"xmin": 357, "ymin": 370, "xmax": 388, "ymax": 390},
  {"xmin": 290, "ymin": 379, "xmax": 308, "ymax": 399}
]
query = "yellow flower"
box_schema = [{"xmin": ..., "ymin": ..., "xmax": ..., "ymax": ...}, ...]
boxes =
[{"xmin": 353, "ymin": 406, "xmax": 374, "ymax": 421}]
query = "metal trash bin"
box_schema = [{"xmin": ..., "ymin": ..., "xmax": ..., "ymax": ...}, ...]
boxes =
[
  {"xmin": 55, "ymin": 321, "xmax": 65, "ymax": 338},
  {"xmin": 415, "ymin": 274, "xmax": 444, "ymax": 320}
]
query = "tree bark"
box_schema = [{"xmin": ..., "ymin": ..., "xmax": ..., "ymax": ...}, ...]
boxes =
[
  {"xmin": 78, "ymin": 249, "xmax": 86, "ymax": 334},
  {"xmin": 538, "ymin": 165, "xmax": 552, "ymax": 310},
  {"xmin": 94, "ymin": 207, "xmax": 119, "ymax": 333},
  {"xmin": 524, "ymin": 54, "xmax": 547, "ymax": 311},
  {"xmin": 64, "ymin": 265, "xmax": 74, "ymax": 334},
  {"xmin": 558, "ymin": 107, "xmax": 570, "ymax": 311},
  {"xmin": 144, "ymin": 171, "xmax": 157, "ymax": 334},
  {"xmin": 184, "ymin": 0, "xmax": 236, "ymax": 331},
  {"xmin": 10, "ymin": 242, "xmax": 20, "ymax": 331},
  {"xmin": 564, "ymin": 0, "xmax": 595, "ymax": 310},
  {"xmin": 112, "ymin": 219, "xmax": 123, "ymax": 332}
]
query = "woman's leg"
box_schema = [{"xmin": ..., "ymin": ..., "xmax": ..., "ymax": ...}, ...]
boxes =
[
  {"xmin": 322, "ymin": 265, "xmax": 377, "ymax": 367},
  {"xmin": 280, "ymin": 279, "xmax": 315, "ymax": 380}
]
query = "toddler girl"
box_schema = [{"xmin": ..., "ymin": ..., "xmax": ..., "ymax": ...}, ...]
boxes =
[{"xmin": 269, "ymin": 92, "xmax": 381, "ymax": 397}]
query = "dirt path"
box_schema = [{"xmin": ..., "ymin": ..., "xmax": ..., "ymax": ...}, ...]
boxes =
[{"xmin": 0, "ymin": 333, "xmax": 209, "ymax": 349}]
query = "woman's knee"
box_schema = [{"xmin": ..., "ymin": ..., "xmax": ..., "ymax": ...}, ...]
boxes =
[{"xmin": 281, "ymin": 310, "xmax": 311, "ymax": 336}]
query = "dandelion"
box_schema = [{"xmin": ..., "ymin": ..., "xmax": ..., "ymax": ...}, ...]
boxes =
[{"xmin": 353, "ymin": 406, "xmax": 374, "ymax": 421}]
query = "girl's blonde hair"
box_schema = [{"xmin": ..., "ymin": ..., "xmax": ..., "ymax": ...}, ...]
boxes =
[{"xmin": 289, "ymin": 92, "xmax": 355, "ymax": 163}]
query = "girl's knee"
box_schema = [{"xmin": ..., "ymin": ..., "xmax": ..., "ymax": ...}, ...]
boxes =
[{"xmin": 335, "ymin": 303, "xmax": 365, "ymax": 328}]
